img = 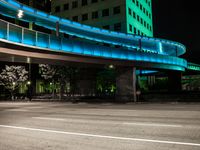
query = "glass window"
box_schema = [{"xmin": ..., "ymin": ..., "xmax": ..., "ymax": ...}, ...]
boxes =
[
  {"xmin": 55, "ymin": 6, "xmax": 60, "ymax": 12},
  {"xmin": 128, "ymin": 8, "xmax": 132, "ymax": 15},
  {"xmin": 136, "ymin": 0, "xmax": 139, "ymax": 6},
  {"xmin": 82, "ymin": 0, "xmax": 87, "ymax": 6},
  {"xmin": 140, "ymin": 18, "xmax": 143, "ymax": 24},
  {"xmin": 113, "ymin": 6, "xmax": 120, "ymax": 15},
  {"xmin": 82, "ymin": 13, "xmax": 88, "ymax": 21},
  {"xmin": 92, "ymin": 11, "xmax": 98, "ymax": 19},
  {"xmin": 137, "ymin": 15, "xmax": 140, "ymax": 21},
  {"xmin": 72, "ymin": 1, "xmax": 78, "ymax": 9},
  {"xmin": 91, "ymin": 0, "xmax": 98, "ymax": 3},
  {"xmin": 129, "ymin": 24, "xmax": 132, "ymax": 32},
  {"xmin": 133, "ymin": 11, "xmax": 136, "ymax": 18},
  {"xmin": 72, "ymin": 16, "xmax": 78, "ymax": 21},
  {"xmin": 102, "ymin": 9, "xmax": 109, "ymax": 17},
  {"xmin": 140, "ymin": 4, "xmax": 142, "ymax": 10},
  {"xmin": 64, "ymin": 3, "xmax": 69, "ymax": 10},
  {"xmin": 103, "ymin": 25, "xmax": 110, "ymax": 30},
  {"xmin": 114, "ymin": 23, "xmax": 121, "ymax": 31},
  {"xmin": 134, "ymin": 27, "xmax": 137, "ymax": 34}
]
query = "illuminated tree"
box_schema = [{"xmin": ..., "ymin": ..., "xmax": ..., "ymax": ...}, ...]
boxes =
[
  {"xmin": 39, "ymin": 64, "xmax": 79, "ymax": 100},
  {"xmin": 0, "ymin": 65, "xmax": 28, "ymax": 100}
]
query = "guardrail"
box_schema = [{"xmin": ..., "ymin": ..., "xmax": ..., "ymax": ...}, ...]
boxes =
[
  {"xmin": 187, "ymin": 63, "xmax": 200, "ymax": 71},
  {"xmin": 0, "ymin": 19, "xmax": 187, "ymax": 71}
]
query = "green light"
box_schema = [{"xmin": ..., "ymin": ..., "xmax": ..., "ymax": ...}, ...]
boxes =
[{"xmin": 126, "ymin": 0, "xmax": 153, "ymax": 37}]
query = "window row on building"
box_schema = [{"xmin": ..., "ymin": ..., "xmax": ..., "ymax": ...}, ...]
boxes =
[
  {"xmin": 129, "ymin": 24, "xmax": 147, "ymax": 36},
  {"xmin": 132, "ymin": 0, "xmax": 151, "ymax": 8},
  {"xmin": 131, "ymin": 0, "xmax": 151, "ymax": 18},
  {"xmin": 67, "ymin": 6, "xmax": 120, "ymax": 22},
  {"xmin": 128, "ymin": 8, "xmax": 152, "ymax": 31},
  {"xmin": 54, "ymin": 0, "xmax": 106, "ymax": 13},
  {"xmin": 102, "ymin": 22, "xmax": 121, "ymax": 32}
]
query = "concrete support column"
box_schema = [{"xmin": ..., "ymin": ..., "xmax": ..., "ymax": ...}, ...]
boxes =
[
  {"xmin": 30, "ymin": 63, "xmax": 39, "ymax": 97},
  {"xmin": 168, "ymin": 71, "xmax": 182, "ymax": 92},
  {"xmin": 76, "ymin": 68, "xmax": 97, "ymax": 97},
  {"xmin": 77, "ymin": 80, "xmax": 95, "ymax": 96},
  {"xmin": 116, "ymin": 67, "xmax": 137, "ymax": 102}
]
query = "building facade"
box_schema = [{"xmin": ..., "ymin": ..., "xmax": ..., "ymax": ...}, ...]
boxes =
[
  {"xmin": 51, "ymin": 0, "xmax": 153, "ymax": 37},
  {"xmin": 17, "ymin": 0, "xmax": 51, "ymax": 12}
]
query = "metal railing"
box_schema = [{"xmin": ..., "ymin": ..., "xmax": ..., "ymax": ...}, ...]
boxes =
[{"xmin": 0, "ymin": 19, "xmax": 187, "ymax": 70}]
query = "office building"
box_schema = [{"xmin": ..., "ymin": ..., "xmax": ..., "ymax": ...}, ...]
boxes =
[{"xmin": 51, "ymin": 0, "xmax": 153, "ymax": 37}]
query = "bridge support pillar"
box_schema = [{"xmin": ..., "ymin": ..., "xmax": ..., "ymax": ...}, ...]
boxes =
[
  {"xmin": 168, "ymin": 71, "xmax": 182, "ymax": 92},
  {"xmin": 28, "ymin": 63, "xmax": 38, "ymax": 99},
  {"xmin": 116, "ymin": 67, "xmax": 137, "ymax": 102},
  {"xmin": 76, "ymin": 68, "xmax": 96, "ymax": 97}
]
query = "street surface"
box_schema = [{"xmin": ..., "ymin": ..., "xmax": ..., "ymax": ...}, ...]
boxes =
[{"xmin": 0, "ymin": 102, "xmax": 200, "ymax": 150}]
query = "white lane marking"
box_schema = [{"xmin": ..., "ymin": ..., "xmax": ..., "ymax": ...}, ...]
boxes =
[
  {"xmin": 123, "ymin": 122, "xmax": 183, "ymax": 128},
  {"xmin": 33, "ymin": 117, "xmax": 66, "ymax": 121},
  {"xmin": 27, "ymin": 107, "xmax": 44, "ymax": 109},
  {"xmin": 0, "ymin": 124, "xmax": 199, "ymax": 147},
  {"xmin": 33, "ymin": 117, "xmax": 183, "ymax": 128}
]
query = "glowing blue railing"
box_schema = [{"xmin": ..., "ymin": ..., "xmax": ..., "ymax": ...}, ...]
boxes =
[
  {"xmin": 0, "ymin": 0, "xmax": 186, "ymax": 56},
  {"xmin": 0, "ymin": 19, "xmax": 187, "ymax": 71}
]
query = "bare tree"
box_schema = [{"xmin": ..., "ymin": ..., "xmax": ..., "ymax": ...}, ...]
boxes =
[{"xmin": 0, "ymin": 65, "xmax": 28, "ymax": 100}]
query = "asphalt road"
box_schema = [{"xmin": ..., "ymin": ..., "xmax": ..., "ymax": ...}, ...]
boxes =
[{"xmin": 0, "ymin": 102, "xmax": 200, "ymax": 150}]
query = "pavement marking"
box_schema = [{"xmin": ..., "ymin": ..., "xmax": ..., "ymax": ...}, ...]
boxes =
[
  {"xmin": 0, "ymin": 124, "xmax": 200, "ymax": 147},
  {"xmin": 33, "ymin": 117, "xmax": 183, "ymax": 128},
  {"xmin": 123, "ymin": 122, "xmax": 183, "ymax": 128},
  {"xmin": 33, "ymin": 117, "xmax": 66, "ymax": 121}
]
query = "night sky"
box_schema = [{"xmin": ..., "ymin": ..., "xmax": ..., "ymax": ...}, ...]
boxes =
[{"xmin": 152, "ymin": 0, "xmax": 200, "ymax": 64}]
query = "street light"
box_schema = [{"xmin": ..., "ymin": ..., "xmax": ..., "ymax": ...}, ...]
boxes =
[
  {"xmin": 17, "ymin": 10, "xmax": 24, "ymax": 18},
  {"xmin": 109, "ymin": 64, "xmax": 114, "ymax": 69},
  {"xmin": 27, "ymin": 81, "xmax": 31, "ymax": 85}
]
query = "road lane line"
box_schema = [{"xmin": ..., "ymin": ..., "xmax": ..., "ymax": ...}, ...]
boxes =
[
  {"xmin": 123, "ymin": 122, "xmax": 183, "ymax": 128},
  {"xmin": 0, "ymin": 124, "xmax": 199, "ymax": 147},
  {"xmin": 33, "ymin": 117, "xmax": 66, "ymax": 121}
]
